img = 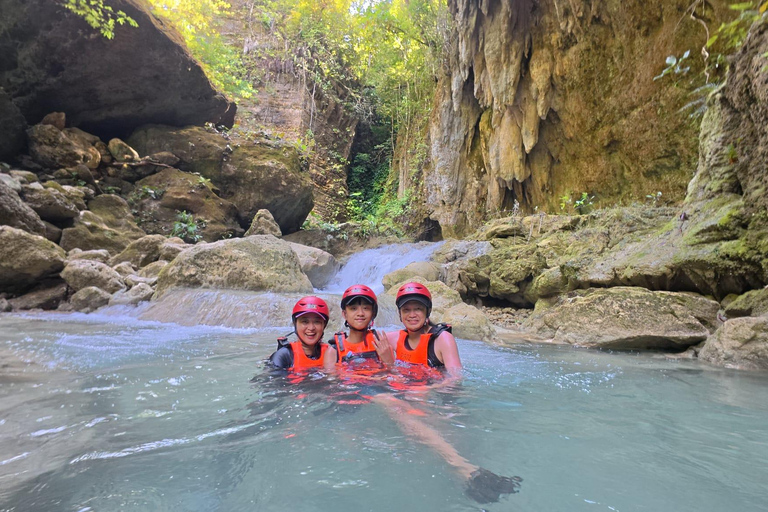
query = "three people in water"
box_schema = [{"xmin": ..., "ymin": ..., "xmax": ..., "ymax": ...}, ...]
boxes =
[
  {"xmin": 266, "ymin": 282, "xmax": 520, "ymax": 503},
  {"xmin": 268, "ymin": 281, "xmax": 461, "ymax": 370}
]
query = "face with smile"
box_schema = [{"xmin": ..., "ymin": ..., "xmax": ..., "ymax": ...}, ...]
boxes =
[
  {"xmin": 342, "ymin": 298, "xmax": 374, "ymax": 331},
  {"xmin": 295, "ymin": 313, "xmax": 326, "ymax": 347},
  {"xmin": 399, "ymin": 301, "xmax": 428, "ymax": 332}
]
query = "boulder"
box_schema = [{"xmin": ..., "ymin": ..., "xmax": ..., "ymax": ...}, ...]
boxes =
[
  {"xmin": 130, "ymin": 168, "xmax": 243, "ymax": 242},
  {"xmin": 26, "ymin": 124, "xmax": 92, "ymax": 169},
  {"xmin": 0, "ymin": 226, "xmax": 66, "ymax": 292},
  {"xmin": 138, "ymin": 260, "xmax": 169, "ymax": 279},
  {"xmin": 698, "ymin": 315, "xmax": 768, "ymax": 370},
  {"xmin": 20, "ymin": 183, "xmax": 80, "ymax": 222},
  {"xmin": 0, "ymin": 298, "xmax": 11, "ymax": 312},
  {"xmin": 40, "ymin": 112, "xmax": 66, "ymax": 130},
  {"xmin": 8, "ymin": 281, "xmax": 67, "ymax": 310},
  {"xmin": 524, "ymin": 287, "xmax": 720, "ymax": 350},
  {"xmin": 287, "ymin": 242, "xmax": 339, "ymax": 289},
  {"xmin": 244, "ymin": 209, "xmax": 282, "ymax": 237},
  {"xmin": 0, "ymin": 173, "xmax": 22, "ymax": 192},
  {"xmin": 127, "ymin": 126, "xmax": 313, "ymax": 233},
  {"xmin": 107, "ymin": 138, "xmax": 139, "ymax": 162},
  {"xmin": 109, "ymin": 283, "xmax": 154, "ymax": 306},
  {"xmin": 60, "ymin": 260, "xmax": 125, "ymax": 294},
  {"xmin": 124, "ymin": 274, "xmax": 157, "ymax": 288},
  {"xmin": 526, "ymin": 267, "xmax": 569, "ymax": 301},
  {"xmin": 0, "ymin": 179, "xmax": 46, "ymax": 235},
  {"xmin": 9, "ymin": 170, "xmax": 37, "ymax": 184},
  {"xmin": 67, "ymin": 249, "xmax": 111, "ymax": 264},
  {"xmin": 109, "ymin": 234, "xmax": 176, "ymax": 268},
  {"xmin": 112, "ymin": 262, "xmax": 137, "ymax": 277},
  {"xmin": 68, "ymin": 286, "xmax": 111, "ymax": 313},
  {"xmin": 724, "ymin": 288, "xmax": 768, "ymax": 318},
  {"xmin": 382, "ymin": 261, "xmax": 441, "ymax": 291},
  {"xmin": 59, "ymin": 195, "xmax": 145, "ymax": 254},
  {"xmin": 0, "ymin": 0, "xmax": 235, "ymax": 137},
  {"xmin": 155, "ymin": 235, "xmax": 313, "ymax": 297}
]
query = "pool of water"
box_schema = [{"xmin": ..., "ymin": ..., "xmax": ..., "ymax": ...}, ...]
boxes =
[{"xmin": 1, "ymin": 312, "xmax": 767, "ymax": 511}]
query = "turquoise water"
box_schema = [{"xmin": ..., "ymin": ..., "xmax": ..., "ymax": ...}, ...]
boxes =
[{"xmin": 1, "ymin": 312, "xmax": 767, "ymax": 511}]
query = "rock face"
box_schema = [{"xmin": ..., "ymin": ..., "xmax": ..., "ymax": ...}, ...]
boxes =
[
  {"xmin": 127, "ymin": 125, "xmax": 314, "ymax": 233},
  {"xmin": 131, "ymin": 168, "xmax": 243, "ymax": 242},
  {"xmin": 415, "ymin": 0, "xmax": 733, "ymax": 237},
  {"xmin": 60, "ymin": 195, "xmax": 146, "ymax": 255},
  {"xmin": 698, "ymin": 315, "xmax": 768, "ymax": 370},
  {"xmin": 525, "ymin": 287, "xmax": 719, "ymax": 350},
  {"xmin": 155, "ymin": 235, "xmax": 313, "ymax": 297},
  {"xmin": 0, "ymin": 0, "xmax": 235, "ymax": 139},
  {"xmin": 0, "ymin": 226, "xmax": 66, "ymax": 293}
]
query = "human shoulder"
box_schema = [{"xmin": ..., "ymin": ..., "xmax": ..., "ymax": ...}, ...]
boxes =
[{"xmin": 268, "ymin": 345, "xmax": 294, "ymax": 369}]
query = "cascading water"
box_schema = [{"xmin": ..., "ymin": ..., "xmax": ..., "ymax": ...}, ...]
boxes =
[{"xmin": 319, "ymin": 241, "xmax": 445, "ymax": 294}]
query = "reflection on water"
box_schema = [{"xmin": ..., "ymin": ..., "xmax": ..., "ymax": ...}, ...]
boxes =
[{"xmin": 1, "ymin": 313, "xmax": 768, "ymax": 511}]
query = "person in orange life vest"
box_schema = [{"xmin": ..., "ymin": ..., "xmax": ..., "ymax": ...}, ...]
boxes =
[
  {"xmin": 384, "ymin": 282, "xmax": 461, "ymax": 369},
  {"xmin": 268, "ymin": 296, "xmax": 337, "ymax": 370},
  {"xmin": 333, "ymin": 284, "xmax": 394, "ymax": 365}
]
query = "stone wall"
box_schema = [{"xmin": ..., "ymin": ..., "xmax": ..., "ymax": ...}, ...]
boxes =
[{"xmin": 422, "ymin": 0, "xmax": 732, "ymax": 237}]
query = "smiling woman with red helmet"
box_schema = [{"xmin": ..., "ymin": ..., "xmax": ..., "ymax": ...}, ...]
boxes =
[
  {"xmin": 384, "ymin": 282, "xmax": 462, "ymax": 369},
  {"xmin": 267, "ymin": 296, "xmax": 337, "ymax": 370}
]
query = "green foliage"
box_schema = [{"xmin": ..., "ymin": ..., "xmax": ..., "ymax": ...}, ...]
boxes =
[
  {"xmin": 171, "ymin": 210, "xmax": 205, "ymax": 242},
  {"xmin": 574, "ymin": 193, "xmax": 595, "ymax": 214},
  {"xmin": 653, "ymin": 51, "xmax": 691, "ymax": 81},
  {"xmin": 146, "ymin": 0, "xmax": 254, "ymax": 100},
  {"xmin": 646, "ymin": 191, "xmax": 663, "ymax": 207},
  {"xmin": 128, "ymin": 185, "xmax": 165, "ymax": 205},
  {"xmin": 60, "ymin": 0, "xmax": 138, "ymax": 39},
  {"xmin": 657, "ymin": 1, "xmax": 768, "ymax": 119}
]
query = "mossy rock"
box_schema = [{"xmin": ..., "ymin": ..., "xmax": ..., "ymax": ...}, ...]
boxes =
[{"xmin": 724, "ymin": 288, "xmax": 768, "ymax": 318}]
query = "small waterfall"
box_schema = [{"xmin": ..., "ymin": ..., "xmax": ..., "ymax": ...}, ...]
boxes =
[{"xmin": 320, "ymin": 241, "xmax": 445, "ymax": 294}]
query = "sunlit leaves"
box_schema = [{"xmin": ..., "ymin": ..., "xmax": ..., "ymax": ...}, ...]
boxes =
[{"xmin": 60, "ymin": 0, "xmax": 138, "ymax": 39}]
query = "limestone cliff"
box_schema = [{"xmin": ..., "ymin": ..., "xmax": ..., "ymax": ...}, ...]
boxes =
[{"xmin": 421, "ymin": 0, "xmax": 732, "ymax": 237}]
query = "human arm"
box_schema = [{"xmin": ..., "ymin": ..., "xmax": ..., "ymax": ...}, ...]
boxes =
[
  {"xmin": 435, "ymin": 331, "xmax": 462, "ymax": 370},
  {"xmin": 267, "ymin": 346, "xmax": 293, "ymax": 369}
]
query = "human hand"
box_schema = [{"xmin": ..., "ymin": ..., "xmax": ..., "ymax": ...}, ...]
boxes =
[{"xmin": 371, "ymin": 329, "xmax": 395, "ymax": 364}]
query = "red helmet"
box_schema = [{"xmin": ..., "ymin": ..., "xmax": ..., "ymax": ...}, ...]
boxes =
[
  {"xmin": 292, "ymin": 296, "xmax": 330, "ymax": 324},
  {"xmin": 395, "ymin": 282, "xmax": 432, "ymax": 316},
  {"xmin": 341, "ymin": 284, "xmax": 378, "ymax": 318}
]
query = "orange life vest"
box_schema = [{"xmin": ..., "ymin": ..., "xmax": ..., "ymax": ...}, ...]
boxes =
[
  {"xmin": 396, "ymin": 330, "xmax": 433, "ymax": 366},
  {"xmin": 334, "ymin": 331, "xmax": 379, "ymax": 362},
  {"xmin": 289, "ymin": 341, "xmax": 328, "ymax": 369}
]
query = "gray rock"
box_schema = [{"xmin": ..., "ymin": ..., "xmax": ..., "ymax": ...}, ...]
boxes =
[
  {"xmin": 524, "ymin": 287, "xmax": 720, "ymax": 350},
  {"xmin": 69, "ymin": 286, "xmax": 111, "ymax": 313},
  {"xmin": 26, "ymin": 124, "xmax": 91, "ymax": 169},
  {"xmin": 108, "ymin": 138, "xmax": 139, "ymax": 162},
  {"xmin": 0, "ymin": 173, "xmax": 22, "ymax": 192},
  {"xmin": 8, "ymin": 281, "xmax": 68, "ymax": 310},
  {"xmin": 61, "ymin": 260, "xmax": 125, "ymax": 294},
  {"xmin": 155, "ymin": 235, "xmax": 313, "ymax": 297},
  {"xmin": 20, "ymin": 184, "xmax": 80, "ymax": 222},
  {"xmin": 0, "ymin": 226, "xmax": 66, "ymax": 293},
  {"xmin": 287, "ymin": 242, "xmax": 339, "ymax": 289},
  {"xmin": 138, "ymin": 260, "xmax": 169, "ymax": 279},
  {"xmin": 109, "ymin": 283, "xmax": 154, "ymax": 306},
  {"xmin": 112, "ymin": 262, "xmax": 137, "ymax": 277},
  {"xmin": 382, "ymin": 261, "xmax": 441, "ymax": 291},
  {"xmin": 67, "ymin": 249, "xmax": 111, "ymax": 264},
  {"xmin": 0, "ymin": 179, "xmax": 46, "ymax": 236},
  {"xmin": 245, "ymin": 209, "xmax": 282, "ymax": 237},
  {"xmin": 699, "ymin": 315, "xmax": 768, "ymax": 370}
]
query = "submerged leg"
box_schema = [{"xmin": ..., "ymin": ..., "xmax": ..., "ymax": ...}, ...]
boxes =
[{"xmin": 372, "ymin": 394, "xmax": 522, "ymax": 503}]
